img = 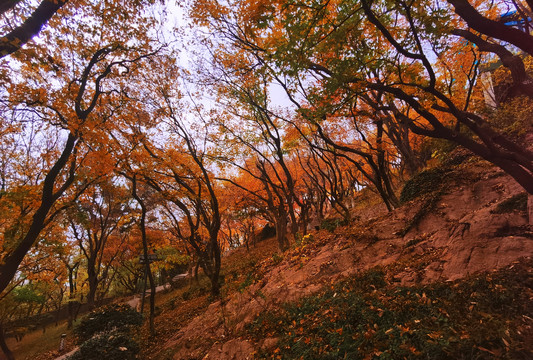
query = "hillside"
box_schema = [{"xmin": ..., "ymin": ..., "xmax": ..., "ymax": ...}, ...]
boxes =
[
  {"xmin": 129, "ymin": 155, "xmax": 532, "ymax": 359},
  {"xmin": 3, "ymin": 2, "xmax": 533, "ymax": 360}
]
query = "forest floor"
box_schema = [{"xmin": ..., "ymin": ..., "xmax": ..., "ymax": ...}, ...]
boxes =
[
  {"xmin": 141, "ymin": 152, "xmax": 532, "ymax": 359},
  {"xmin": 28, "ymin": 151, "xmax": 533, "ymax": 360}
]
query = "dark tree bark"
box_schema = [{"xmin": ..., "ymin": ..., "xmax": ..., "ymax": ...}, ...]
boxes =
[
  {"xmin": 313, "ymin": 124, "xmax": 400, "ymax": 211},
  {"xmin": 0, "ymin": 133, "xmax": 77, "ymax": 295},
  {"xmin": 0, "ymin": 323, "xmax": 14, "ymax": 360},
  {"xmin": 451, "ymin": 29, "xmax": 533, "ymax": 100},
  {"xmin": 256, "ymin": 160, "xmax": 290, "ymax": 251},
  {"xmin": 356, "ymin": 0, "xmax": 533, "ymax": 219},
  {"xmin": 362, "ymin": 81, "xmax": 533, "ymax": 196},
  {"xmin": 69, "ymin": 187, "xmax": 127, "ymax": 310},
  {"xmin": 447, "ymin": 0, "xmax": 533, "ymax": 56},
  {"xmin": 0, "ymin": 1, "xmax": 23, "ymax": 15},
  {"xmin": 138, "ymin": 95, "xmax": 223, "ymax": 297},
  {"xmin": 0, "ymin": 43, "xmax": 150, "ymax": 300},
  {"xmin": 0, "ymin": 0, "xmax": 68, "ymax": 58},
  {"xmin": 64, "ymin": 261, "xmax": 78, "ymax": 329},
  {"xmin": 131, "ymin": 176, "xmax": 156, "ymax": 337}
]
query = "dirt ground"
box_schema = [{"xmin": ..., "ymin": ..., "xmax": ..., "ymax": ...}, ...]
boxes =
[{"xmin": 163, "ymin": 160, "xmax": 532, "ymax": 359}]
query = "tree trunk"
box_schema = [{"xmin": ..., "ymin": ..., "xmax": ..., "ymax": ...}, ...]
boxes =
[
  {"xmin": 299, "ymin": 204, "xmax": 310, "ymax": 234},
  {"xmin": 287, "ymin": 201, "xmax": 299, "ymax": 238},
  {"xmin": 0, "ymin": 324, "xmax": 14, "ymax": 360},
  {"xmin": 0, "ymin": 0, "xmax": 68, "ymax": 59},
  {"xmin": 147, "ymin": 261, "xmax": 156, "ymax": 336},
  {"xmin": 208, "ymin": 232, "xmax": 222, "ymax": 297},
  {"xmin": 140, "ymin": 268, "xmax": 148, "ymax": 314},
  {"xmin": 447, "ymin": 0, "xmax": 533, "ymax": 56},
  {"xmin": 0, "ymin": 133, "xmax": 76, "ymax": 296},
  {"xmin": 208, "ymin": 272, "xmax": 220, "ymax": 297},
  {"xmin": 194, "ymin": 260, "xmax": 200, "ymax": 282},
  {"xmin": 86, "ymin": 269, "xmax": 97, "ymax": 310},
  {"xmin": 131, "ymin": 177, "xmax": 156, "ymax": 336},
  {"xmin": 67, "ymin": 301, "xmax": 75, "ymax": 329},
  {"xmin": 66, "ymin": 264, "xmax": 77, "ymax": 329},
  {"xmin": 275, "ymin": 212, "xmax": 289, "ymax": 251},
  {"xmin": 55, "ymin": 302, "xmax": 62, "ymax": 327}
]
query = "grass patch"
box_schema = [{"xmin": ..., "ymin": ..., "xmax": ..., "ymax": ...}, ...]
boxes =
[
  {"xmin": 271, "ymin": 253, "xmax": 283, "ymax": 266},
  {"xmin": 492, "ymin": 193, "xmax": 528, "ymax": 214},
  {"xmin": 400, "ymin": 167, "xmax": 450, "ymax": 203},
  {"xmin": 248, "ymin": 260, "xmax": 533, "ymax": 359},
  {"xmin": 10, "ymin": 320, "xmax": 76, "ymax": 360},
  {"xmin": 180, "ymin": 276, "xmax": 211, "ymax": 301},
  {"xmin": 320, "ymin": 218, "xmax": 347, "ymax": 233}
]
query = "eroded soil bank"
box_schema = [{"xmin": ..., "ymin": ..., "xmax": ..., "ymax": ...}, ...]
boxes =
[{"xmin": 161, "ymin": 159, "xmax": 532, "ymax": 359}]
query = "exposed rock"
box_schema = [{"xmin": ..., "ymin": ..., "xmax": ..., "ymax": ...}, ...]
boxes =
[
  {"xmin": 260, "ymin": 337, "xmax": 278, "ymax": 351},
  {"xmin": 202, "ymin": 339, "xmax": 255, "ymax": 360},
  {"xmin": 164, "ymin": 163, "xmax": 533, "ymax": 359}
]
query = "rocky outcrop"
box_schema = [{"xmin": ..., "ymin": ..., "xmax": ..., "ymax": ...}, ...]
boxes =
[{"xmin": 165, "ymin": 162, "xmax": 532, "ymax": 359}]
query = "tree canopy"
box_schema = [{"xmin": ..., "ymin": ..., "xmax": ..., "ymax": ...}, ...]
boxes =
[{"xmin": 0, "ymin": 0, "xmax": 532, "ymax": 357}]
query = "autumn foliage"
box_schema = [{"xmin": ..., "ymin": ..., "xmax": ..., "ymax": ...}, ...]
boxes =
[{"xmin": 0, "ymin": 0, "xmax": 532, "ymax": 358}]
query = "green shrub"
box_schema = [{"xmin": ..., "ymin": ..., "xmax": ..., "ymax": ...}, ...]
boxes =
[
  {"xmin": 249, "ymin": 261, "xmax": 533, "ymax": 359},
  {"xmin": 74, "ymin": 304, "xmax": 142, "ymax": 344},
  {"xmin": 492, "ymin": 193, "xmax": 528, "ymax": 214},
  {"xmin": 354, "ymin": 268, "xmax": 387, "ymax": 290},
  {"xmin": 238, "ymin": 271, "xmax": 257, "ymax": 293},
  {"xmin": 320, "ymin": 218, "xmax": 346, "ymax": 232},
  {"xmin": 271, "ymin": 253, "xmax": 283, "ymax": 265},
  {"xmin": 400, "ymin": 167, "xmax": 449, "ymax": 203},
  {"xmin": 67, "ymin": 329, "xmax": 139, "ymax": 360},
  {"xmin": 486, "ymin": 95, "xmax": 533, "ymax": 135},
  {"xmin": 294, "ymin": 233, "xmax": 315, "ymax": 247}
]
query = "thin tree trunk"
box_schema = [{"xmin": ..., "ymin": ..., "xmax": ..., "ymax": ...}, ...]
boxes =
[
  {"xmin": 86, "ymin": 268, "xmax": 97, "ymax": 310},
  {"xmin": 140, "ymin": 268, "xmax": 148, "ymax": 315},
  {"xmin": 194, "ymin": 260, "xmax": 200, "ymax": 282},
  {"xmin": 209, "ymin": 232, "xmax": 221, "ymax": 297},
  {"xmin": 0, "ymin": 324, "xmax": 14, "ymax": 360},
  {"xmin": 275, "ymin": 211, "xmax": 289, "ymax": 251},
  {"xmin": 131, "ymin": 177, "xmax": 156, "ymax": 336},
  {"xmin": 0, "ymin": 134, "xmax": 77, "ymax": 296}
]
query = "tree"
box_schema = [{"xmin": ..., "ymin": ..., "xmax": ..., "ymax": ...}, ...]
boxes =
[
  {"xmin": 193, "ymin": 0, "xmax": 533, "ymax": 213},
  {"xmin": 59, "ymin": 245, "xmax": 80, "ymax": 329},
  {"xmin": 0, "ymin": 0, "xmax": 161, "ymax": 304},
  {"xmin": 67, "ymin": 180, "xmax": 132, "ymax": 308},
  {"xmin": 448, "ymin": 0, "xmax": 533, "ymax": 65},
  {"xmin": 106, "ymin": 51, "xmax": 227, "ymax": 297},
  {"xmin": 193, "ymin": 1, "xmax": 405, "ymax": 213},
  {"xmin": 297, "ymin": 145, "xmax": 356, "ymax": 223},
  {"xmin": 130, "ymin": 175, "xmax": 157, "ymax": 336},
  {"xmin": 140, "ymin": 125, "xmax": 224, "ymax": 296},
  {"xmin": 354, "ymin": 0, "xmax": 533, "ymax": 202},
  {"xmin": 0, "ymin": 0, "xmax": 68, "ymax": 58},
  {"xmin": 205, "ymin": 70, "xmax": 304, "ymax": 249},
  {"xmin": 0, "ymin": 220, "xmax": 68, "ymax": 359}
]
